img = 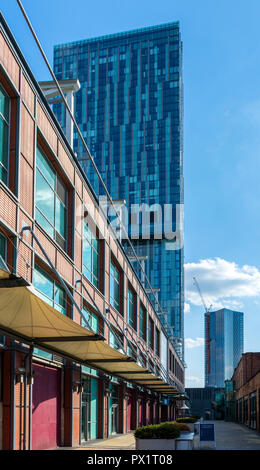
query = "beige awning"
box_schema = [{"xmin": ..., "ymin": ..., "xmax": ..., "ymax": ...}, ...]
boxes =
[{"xmin": 0, "ymin": 273, "xmax": 178, "ymax": 394}]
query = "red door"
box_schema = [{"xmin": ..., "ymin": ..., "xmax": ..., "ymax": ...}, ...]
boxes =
[{"xmin": 32, "ymin": 363, "xmax": 61, "ymax": 450}]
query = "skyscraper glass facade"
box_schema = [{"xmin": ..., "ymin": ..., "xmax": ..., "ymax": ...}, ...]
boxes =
[
  {"xmin": 53, "ymin": 22, "xmax": 184, "ymax": 359},
  {"xmin": 205, "ymin": 308, "xmax": 244, "ymax": 388}
]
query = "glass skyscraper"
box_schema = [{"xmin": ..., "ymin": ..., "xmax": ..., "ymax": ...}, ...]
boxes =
[
  {"xmin": 205, "ymin": 308, "xmax": 244, "ymax": 388},
  {"xmin": 53, "ymin": 22, "xmax": 184, "ymax": 359}
]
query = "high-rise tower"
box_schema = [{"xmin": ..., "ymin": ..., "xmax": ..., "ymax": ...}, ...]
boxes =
[
  {"xmin": 53, "ymin": 22, "xmax": 184, "ymax": 359},
  {"xmin": 205, "ymin": 308, "xmax": 244, "ymax": 388}
]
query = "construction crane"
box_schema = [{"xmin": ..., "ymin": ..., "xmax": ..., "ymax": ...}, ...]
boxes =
[
  {"xmin": 193, "ymin": 276, "xmax": 212, "ymax": 314},
  {"xmin": 193, "ymin": 277, "xmax": 212, "ymax": 379}
]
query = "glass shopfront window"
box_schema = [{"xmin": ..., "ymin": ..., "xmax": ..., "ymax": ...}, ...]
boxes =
[
  {"xmin": 35, "ymin": 146, "xmax": 67, "ymax": 250},
  {"xmin": 109, "ymin": 383, "xmax": 119, "ymax": 435},
  {"xmin": 243, "ymin": 396, "xmax": 248, "ymax": 425},
  {"xmin": 81, "ymin": 376, "xmax": 98, "ymax": 441},
  {"xmin": 82, "ymin": 220, "xmax": 99, "ymax": 288},
  {"xmin": 250, "ymin": 392, "xmax": 257, "ymax": 429},
  {"xmin": 0, "ymin": 85, "xmax": 10, "ymax": 185},
  {"xmin": 0, "ymin": 232, "xmax": 6, "ymax": 344}
]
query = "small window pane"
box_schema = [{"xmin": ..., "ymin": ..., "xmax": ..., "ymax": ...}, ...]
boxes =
[
  {"xmin": 0, "ymin": 85, "xmax": 9, "ymax": 121},
  {"xmin": 36, "ymin": 169, "xmax": 55, "ymax": 225},
  {"xmin": 34, "ymin": 266, "xmax": 53, "ymax": 300},
  {"xmin": 0, "ymin": 119, "xmax": 9, "ymax": 169},
  {"xmin": 35, "ymin": 208, "xmax": 54, "ymax": 238},
  {"xmin": 55, "ymin": 197, "xmax": 66, "ymax": 238},
  {"xmin": 36, "ymin": 147, "xmax": 55, "ymax": 188}
]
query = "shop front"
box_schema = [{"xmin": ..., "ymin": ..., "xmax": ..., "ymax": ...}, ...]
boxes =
[
  {"xmin": 32, "ymin": 363, "xmax": 61, "ymax": 450},
  {"xmin": 126, "ymin": 387, "xmax": 135, "ymax": 432},
  {"xmin": 109, "ymin": 382, "xmax": 119, "ymax": 435},
  {"xmin": 81, "ymin": 371, "xmax": 99, "ymax": 442}
]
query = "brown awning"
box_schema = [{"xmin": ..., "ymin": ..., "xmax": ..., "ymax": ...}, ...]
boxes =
[{"xmin": 0, "ymin": 273, "xmax": 178, "ymax": 394}]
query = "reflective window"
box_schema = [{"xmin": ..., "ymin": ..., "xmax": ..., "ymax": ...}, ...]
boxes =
[
  {"xmin": 82, "ymin": 306, "xmax": 99, "ymax": 333},
  {"xmin": 82, "ymin": 220, "xmax": 99, "ymax": 288},
  {"xmin": 148, "ymin": 316, "xmax": 154, "ymax": 351},
  {"xmin": 139, "ymin": 303, "xmax": 146, "ymax": 341},
  {"xmin": 35, "ymin": 146, "xmax": 67, "ymax": 250},
  {"xmin": 33, "ymin": 265, "xmax": 66, "ymax": 314},
  {"xmin": 110, "ymin": 261, "xmax": 120, "ymax": 312},
  {"xmin": 0, "ymin": 233, "xmax": 6, "ymax": 344},
  {"xmin": 109, "ymin": 329, "xmax": 122, "ymax": 350},
  {"xmin": 0, "ymin": 85, "xmax": 10, "ymax": 185},
  {"xmin": 127, "ymin": 287, "xmax": 136, "ymax": 330}
]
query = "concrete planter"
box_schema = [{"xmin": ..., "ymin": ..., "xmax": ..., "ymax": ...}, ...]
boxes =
[{"xmin": 135, "ymin": 438, "xmax": 176, "ymax": 450}]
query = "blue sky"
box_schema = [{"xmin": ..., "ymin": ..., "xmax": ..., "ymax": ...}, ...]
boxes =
[{"xmin": 2, "ymin": 0, "xmax": 260, "ymax": 387}]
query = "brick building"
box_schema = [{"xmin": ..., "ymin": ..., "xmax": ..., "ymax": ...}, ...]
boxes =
[
  {"xmin": 232, "ymin": 353, "xmax": 260, "ymax": 432},
  {"xmin": 0, "ymin": 13, "xmax": 184, "ymax": 450}
]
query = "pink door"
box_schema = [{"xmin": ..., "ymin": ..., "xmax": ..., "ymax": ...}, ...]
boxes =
[
  {"xmin": 127, "ymin": 395, "xmax": 132, "ymax": 431},
  {"xmin": 32, "ymin": 363, "xmax": 61, "ymax": 450}
]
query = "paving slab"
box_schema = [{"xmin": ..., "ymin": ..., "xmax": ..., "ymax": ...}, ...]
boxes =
[{"xmin": 194, "ymin": 420, "xmax": 260, "ymax": 450}]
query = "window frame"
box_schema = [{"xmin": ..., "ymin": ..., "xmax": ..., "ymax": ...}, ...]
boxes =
[
  {"xmin": 139, "ymin": 302, "xmax": 147, "ymax": 341},
  {"xmin": 148, "ymin": 316, "xmax": 154, "ymax": 351},
  {"xmin": 82, "ymin": 214, "xmax": 100, "ymax": 289},
  {"xmin": 0, "ymin": 83, "xmax": 10, "ymax": 186},
  {"xmin": 35, "ymin": 144, "xmax": 68, "ymax": 251},
  {"xmin": 127, "ymin": 284, "xmax": 136, "ymax": 330},
  {"xmin": 109, "ymin": 258, "xmax": 121, "ymax": 313},
  {"xmin": 33, "ymin": 264, "xmax": 67, "ymax": 316}
]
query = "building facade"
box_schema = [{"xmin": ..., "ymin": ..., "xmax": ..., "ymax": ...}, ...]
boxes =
[
  {"xmin": 185, "ymin": 388, "xmax": 225, "ymax": 420},
  {"xmin": 0, "ymin": 13, "xmax": 184, "ymax": 450},
  {"xmin": 205, "ymin": 308, "xmax": 244, "ymax": 388},
  {"xmin": 231, "ymin": 353, "xmax": 260, "ymax": 431},
  {"xmin": 53, "ymin": 22, "xmax": 184, "ymax": 360}
]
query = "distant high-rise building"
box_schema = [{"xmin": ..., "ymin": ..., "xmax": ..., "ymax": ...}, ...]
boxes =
[
  {"xmin": 205, "ymin": 308, "xmax": 244, "ymax": 388},
  {"xmin": 53, "ymin": 22, "xmax": 184, "ymax": 360}
]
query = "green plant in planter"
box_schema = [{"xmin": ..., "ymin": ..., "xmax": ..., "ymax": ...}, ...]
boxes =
[
  {"xmin": 171, "ymin": 422, "xmax": 191, "ymax": 433},
  {"xmin": 192, "ymin": 415, "xmax": 201, "ymax": 421},
  {"xmin": 176, "ymin": 417, "xmax": 197, "ymax": 424},
  {"xmin": 134, "ymin": 422, "xmax": 181, "ymax": 440}
]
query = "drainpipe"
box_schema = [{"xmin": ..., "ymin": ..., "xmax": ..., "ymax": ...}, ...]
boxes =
[
  {"xmin": 28, "ymin": 345, "xmax": 33, "ymax": 450},
  {"xmin": 23, "ymin": 352, "xmax": 28, "ymax": 450},
  {"xmin": 23, "ymin": 345, "xmax": 34, "ymax": 450}
]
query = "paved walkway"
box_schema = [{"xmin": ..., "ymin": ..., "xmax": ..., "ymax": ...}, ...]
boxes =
[
  {"xmin": 194, "ymin": 420, "xmax": 260, "ymax": 450},
  {"xmin": 60, "ymin": 421, "xmax": 260, "ymax": 451},
  {"xmin": 61, "ymin": 433, "xmax": 135, "ymax": 451}
]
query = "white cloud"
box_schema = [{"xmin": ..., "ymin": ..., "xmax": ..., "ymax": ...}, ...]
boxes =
[
  {"xmin": 185, "ymin": 337, "xmax": 204, "ymax": 349},
  {"xmin": 184, "ymin": 302, "xmax": 190, "ymax": 313},
  {"xmin": 184, "ymin": 257, "xmax": 260, "ymax": 311},
  {"xmin": 185, "ymin": 376, "xmax": 203, "ymax": 385}
]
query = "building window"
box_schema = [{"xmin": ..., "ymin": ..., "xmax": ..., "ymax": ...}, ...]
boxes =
[
  {"xmin": 127, "ymin": 286, "xmax": 136, "ymax": 330},
  {"xmin": 127, "ymin": 341, "xmax": 137, "ymax": 360},
  {"xmin": 110, "ymin": 260, "xmax": 120, "ymax": 312},
  {"xmin": 35, "ymin": 145, "xmax": 67, "ymax": 250},
  {"xmin": 82, "ymin": 219, "xmax": 99, "ymax": 288},
  {"xmin": 155, "ymin": 327, "xmax": 160, "ymax": 357},
  {"xmin": 109, "ymin": 328, "xmax": 122, "ymax": 351},
  {"xmin": 0, "ymin": 84, "xmax": 10, "ymax": 185},
  {"xmin": 82, "ymin": 305, "xmax": 99, "ymax": 333},
  {"xmin": 0, "ymin": 232, "xmax": 6, "ymax": 345},
  {"xmin": 148, "ymin": 317, "xmax": 154, "ymax": 351},
  {"xmin": 139, "ymin": 303, "xmax": 146, "ymax": 341},
  {"xmin": 33, "ymin": 265, "xmax": 66, "ymax": 315},
  {"xmin": 0, "ymin": 232, "xmax": 6, "ymax": 263}
]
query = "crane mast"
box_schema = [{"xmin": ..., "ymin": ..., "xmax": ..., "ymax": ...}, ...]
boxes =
[{"xmin": 193, "ymin": 277, "xmax": 212, "ymax": 381}]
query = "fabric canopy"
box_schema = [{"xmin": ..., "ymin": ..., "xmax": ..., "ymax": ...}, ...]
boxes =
[{"xmin": 0, "ymin": 273, "xmax": 178, "ymax": 394}]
